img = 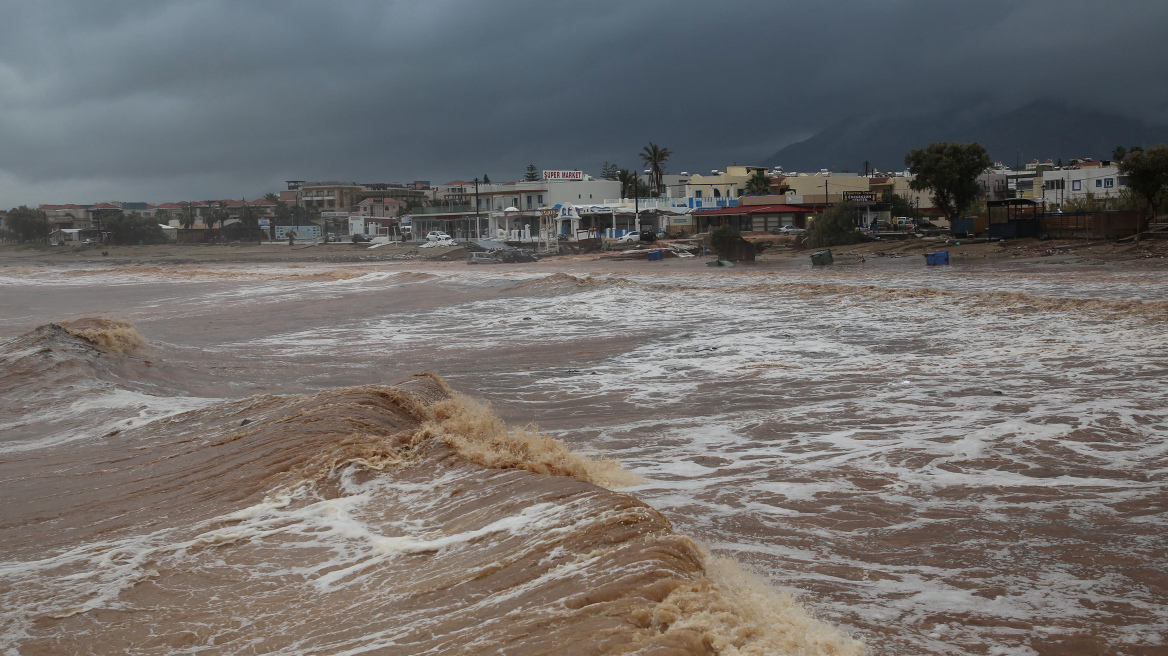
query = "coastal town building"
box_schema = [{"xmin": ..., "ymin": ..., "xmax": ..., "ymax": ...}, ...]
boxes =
[{"xmin": 1037, "ymin": 166, "xmax": 1127, "ymax": 209}]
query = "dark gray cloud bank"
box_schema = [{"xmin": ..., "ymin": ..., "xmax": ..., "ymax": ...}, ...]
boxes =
[{"xmin": 1, "ymin": 0, "xmax": 1166, "ymax": 206}]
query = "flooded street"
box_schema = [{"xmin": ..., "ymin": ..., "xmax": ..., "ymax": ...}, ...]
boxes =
[{"xmin": 2, "ymin": 259, "xmax": 1166, "ymax": 655}]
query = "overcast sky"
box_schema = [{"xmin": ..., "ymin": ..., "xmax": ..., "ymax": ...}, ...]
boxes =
[{"xmin": 2, "ymin": 0, "xmax": 1166, "ymax": 207}]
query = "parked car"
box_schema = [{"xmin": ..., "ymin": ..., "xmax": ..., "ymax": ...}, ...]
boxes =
[
  {"xmin": 426, "ymin": 231, "xmax": 452, "ymax": 242},
  {"xmin": 467, "ymin": 251, "xmax": 501, "ymax": 264},
  {"xmin": 638, "ymin": 230, "xmax": 658, "ymax": 243},
  {"xmin": 778, "ymin": 225, "xmax": 806, "ymax": 235},
  {"xmin": 500, "ymin": 249, "xmax": 539, "ymax": 263},
  {"xmin": 617, "ymin": 232, "xmax": 640, "ymax": 243},
  {"xmin": 351, "ymin": 233, "xmax": 371, "ymax": 243}
]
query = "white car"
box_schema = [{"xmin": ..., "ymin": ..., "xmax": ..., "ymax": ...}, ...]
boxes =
[
  {"xmin": 778, "ymin": 225, "xmax": 806, "ymax": 234},
  {"xmin": 617, "ymin": 232, "xmax": 640, "ymax": 243},
  {"xmin": 426, "ymin": 231, "xmax": 452, "ymax": 242}
]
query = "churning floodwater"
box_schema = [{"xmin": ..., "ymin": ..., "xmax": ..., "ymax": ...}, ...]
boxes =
[{"xmin": 2, "ymin": 259, "xmax": 1166, "ymax": 655}]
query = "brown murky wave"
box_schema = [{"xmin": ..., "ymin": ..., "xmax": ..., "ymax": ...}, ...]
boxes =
[{"xmin": 0, "ymin": 322, "xmax": 860, "ymax": 655}]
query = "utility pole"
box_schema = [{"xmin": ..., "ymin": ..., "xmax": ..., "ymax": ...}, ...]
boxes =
[{"xmin": 863, "ymin": 160, "xmax": 870, "ymax": 177}]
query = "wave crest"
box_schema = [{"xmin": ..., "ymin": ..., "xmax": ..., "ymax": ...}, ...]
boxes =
[{"xmin": 61, "ymin": 317, "xmax": 145, "ymax": 353}]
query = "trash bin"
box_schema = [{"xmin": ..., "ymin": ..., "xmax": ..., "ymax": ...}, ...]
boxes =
[
  {"xmin": 647, "ymin": 249, "xmax": 663, "ymax": 262},
  {"xmin": 811, "ymin": 249, "xmax": 833, "ymax": 265},
  {"xmin": 925, "ymin": 251, "xmax": 949, "ymax": 266}
]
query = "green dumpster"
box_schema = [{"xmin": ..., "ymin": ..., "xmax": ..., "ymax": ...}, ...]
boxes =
[{"xmin": 811, "ymin": 249, "xmax": 833, "ymax": 265}]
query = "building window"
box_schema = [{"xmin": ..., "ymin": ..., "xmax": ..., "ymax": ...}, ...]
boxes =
[
  {"xmin": 695, "ymin": 190, "xmax": 703, "ymax": 198},
  {"xmin": 1105, "ymin": 178, "xmax": 1114, "ymax": 188},
  {"xmin": 526, "ymin": 195, "xmax": 532, "ymax": 209},
  {"xmin": 537, "ymin": 195, "xmax": 543, "ymax": 204},
  {"xmin": 737, "ymin": 189, "xmax": 744, "ymax": 197},
  {"xmin": 713, "ymin": 189, "xmax": 721, "ymax": 197},
  {"xmin": 1072, "ymin": 180, "xmax": 1081, "ymax": 191},
  {"xmin": 1096, "ymin": 179, "xmax": 1102, "ymax": 188}
]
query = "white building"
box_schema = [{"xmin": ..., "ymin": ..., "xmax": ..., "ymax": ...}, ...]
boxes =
[{"xmin": 1037, "ymin": 166, "xmax": 1127, "ymax": 209}]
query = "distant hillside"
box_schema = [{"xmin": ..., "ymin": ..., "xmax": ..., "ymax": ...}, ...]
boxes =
[{"xmin": 763, "ymin": 99, "xmax": 1168, "ymax": 173}]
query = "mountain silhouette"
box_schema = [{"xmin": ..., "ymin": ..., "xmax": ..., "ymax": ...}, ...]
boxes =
[{"xmin": 763, "ymin": 99, "xmax": 1168, "ymax": 173}]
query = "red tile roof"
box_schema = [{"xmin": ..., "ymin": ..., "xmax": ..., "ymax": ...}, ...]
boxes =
[
  {"xmin": 247, "ymin": 198, "xmax": 276, "ymax": 206},
  {"xmin": 89, "ymin": 202, "xmax": 121, "ymax": 210}
]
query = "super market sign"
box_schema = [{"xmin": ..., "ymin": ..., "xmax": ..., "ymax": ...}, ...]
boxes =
[{"xmin": 542, "ymin": 170, "xmax": 584, "ymax": 181}]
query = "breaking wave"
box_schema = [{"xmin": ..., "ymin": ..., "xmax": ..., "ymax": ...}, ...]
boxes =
[
  {"xmin": 0, "ymin": 321, "xmax": 861, "ymax": 655},
  {"xmin": 61, "ymin": 317, "xmax": 146, "ymax": 353}
]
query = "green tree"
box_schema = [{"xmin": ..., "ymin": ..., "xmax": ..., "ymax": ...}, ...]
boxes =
[
  {"xmin": 1112, "ymin": 146, "xmax": 1127, "ymax": 162},
  {"xmin": 745, "ymin": 169, "xmax": 771, "ymax": 195},
  {"xmin": 179, "ymin": 204, "xmax": 197, "ymax": 230},
  {"xmin": 904, "ymin": 142, "xmax": 992, "ymax": 221},
  {"xmin": 616, "ymin": 169, "xmax": 635, "ymax": 198},
  {"xmin": 524, "ymin": 164, "xmax": 540, "ymax": 182},
  {"xmin": 208, "ymin": 201, "xmax": 230, "ymax": 233},
  {"xmin": 807, "ymin": 201, "xmax": 865, "ymax": 248},
  {"xmin": 5, "ymin": 206, "xmax": 52, "ymax": 243},
  {"xmin": 640, "ymin": 142, "xmax": 672, "ymax": 196},
  {"xmin": 273, "ymin": 199, "xmax": 291, "ymax": 227},
  {"xmin": 482, "ymin": 174, "xmax": 491, "ymax": 184},
  {"xmin": 153, "ymin": 208, "xmax": 170, "ymax": 224},
  {"xmin": 880, "ymin": 190, "xmax": 915, "ymax": 218},
  {"xmin": 600, "ymin": 162, "xmax": 620, "ymax": 181},
  {"xmin": 1118, "ymin": 143, "xmax": 1168, "ymax": 231},
  {"xmin": 239, "ymin": 204, "xmax": 262, "ymax": 240},
  {"xmin": 105, "ymin": 212, "xmax": 167, "ymax": 245}
]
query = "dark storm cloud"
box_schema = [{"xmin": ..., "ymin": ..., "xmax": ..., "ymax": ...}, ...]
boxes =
[{"xmin": 1, "ymin": 0, "xmax": 1165, "ymax": 205}]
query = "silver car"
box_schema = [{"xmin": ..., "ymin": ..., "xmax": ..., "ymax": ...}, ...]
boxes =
[{"xmin": 467, "ymin": 251, "xmax": 501, "ymax": 264}]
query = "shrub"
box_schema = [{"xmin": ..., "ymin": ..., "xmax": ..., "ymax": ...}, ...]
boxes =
[
  {"xmin": 709, "ymin": 225, "xmax": 741, "ymax": 257},
  {"xmin": 807, "ymin": 202, "xmax": 865, "ymax": 248}
]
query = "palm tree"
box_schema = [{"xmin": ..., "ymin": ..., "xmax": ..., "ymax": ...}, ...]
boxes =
[
  {"xmin": 239, "ymin": 204, "xmax": 261, "ymax": 241},
  {"xmin": 640, "ymin": 142, "xmax": 672, "ymax": 196},
  {"xmin": 210, "ymin": 201, "xmax": 230, "ymax": 233},
  {"xmin": 179, "ymin": 204, "xmax": 197, "ymax": 230},
  {"xmin": 746, "ymin": 169, "xmax": 772, "ymax": 196},
  {"xmin": 616, "ymin": 169, "xmax": 635, "ymax": 199}
]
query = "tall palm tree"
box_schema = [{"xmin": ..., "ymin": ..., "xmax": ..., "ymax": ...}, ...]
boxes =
[
  {"xmin": 640, "ymin": 142, "xmax": 672, "ymax": 196},
  {"xmin": 239, "ymin": 205, "xmax": 261, "ymax": 241},
  {"xmin": 211, "ymin": 201, "xmax": 230, "ymax": 233},
  {"xmin": 179, "ymin": 204, "xmax": 197, "ymax": 230},
  {"xmin": 616, "ymin": 169, "xmax": 635, "ymax": 199}
]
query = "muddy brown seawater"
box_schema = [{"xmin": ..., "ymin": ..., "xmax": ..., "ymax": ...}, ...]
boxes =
[{"xmin": 2, "ymin": 260, "xmax": 1165, "ymax": 655}]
